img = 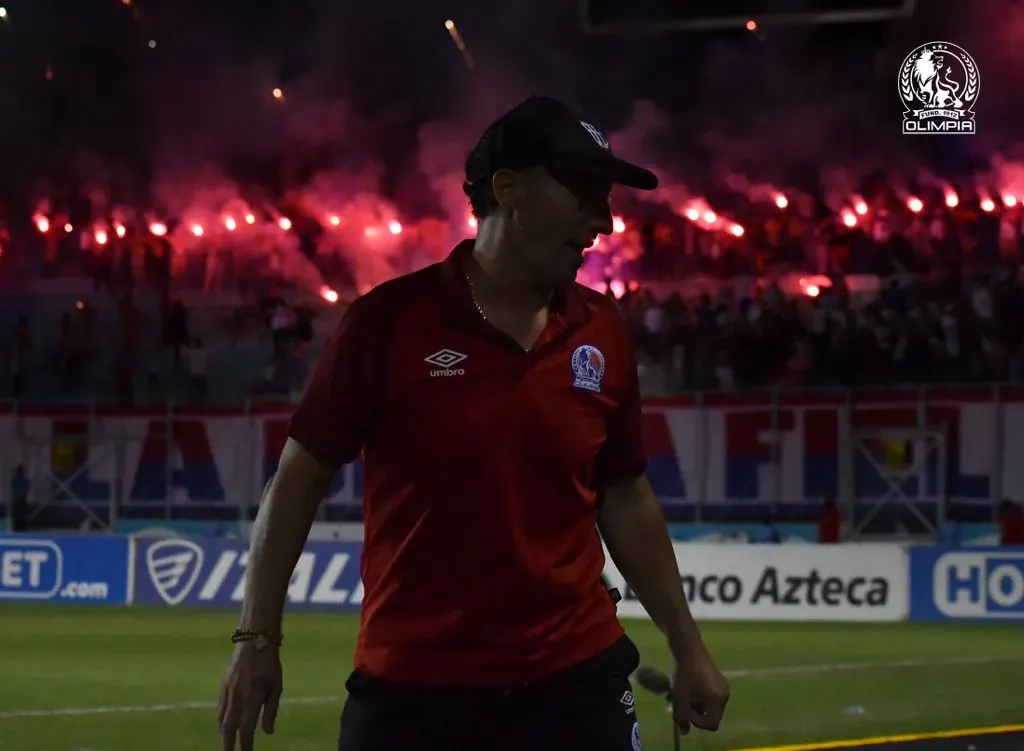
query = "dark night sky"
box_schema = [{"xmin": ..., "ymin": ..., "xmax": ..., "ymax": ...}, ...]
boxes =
[{"xmin": 0, "ymin": 0, "xmax": 1022, "ymax": 210}]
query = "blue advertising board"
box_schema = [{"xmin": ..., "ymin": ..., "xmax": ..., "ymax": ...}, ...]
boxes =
[
  {"xmin": 0, "ymin": 535, "xmax": 130, "ymax": 604},
  {"xmin": 133, "ymin": 538, "xmax": 363, "ymax": 611},
  {"xmin": 667, "ymin": 523, "xmax": 817, "ymax": 543},
  {"xmin": 113, "ymin": 520, "xmax": 242, "ymax": 538},
  {"xmin": 958, "ymin": 523, "xmax": 1000, "ymax": 546},
  {"xmin": 909, "ymin": 546, "xmax": 1024, "ymax": 622}
]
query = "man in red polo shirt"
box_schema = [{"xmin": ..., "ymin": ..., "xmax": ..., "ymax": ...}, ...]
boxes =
[{"xmin": 218, "ymin": 95, "xmax": 729, "ymax": 751}]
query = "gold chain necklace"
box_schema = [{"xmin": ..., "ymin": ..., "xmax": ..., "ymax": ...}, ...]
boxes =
[
  {"xmin": 464, "ymin": 271, "xmax": 488, "ymax": 321},
  {"xmin": 465, "ymin": 271, "xmax": 532, "ymax": 352}
]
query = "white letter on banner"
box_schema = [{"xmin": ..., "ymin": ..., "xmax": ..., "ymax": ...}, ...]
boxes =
[
  {"xmin": 198, "ymin": 551, "xmax": 238, "ymax": 600},
  {"xmin": 349, "ymin": 578, "xmax": 364, "ymax": 605},
  {"xmin": 23, "ymin": 551, "xmax": 48, "ymax": 588},
  {"xmin": 988, "ymin": 564, "xmax": 1024, "ymax": 609},
  {"xmin": 1, "ymin": 551, "xmax": 24, "ymax": 587},
  {"xmin": 230, "ymin": 551, "xmax": 249, "ymax": 602},
  {"xmin": 287, "ymin": 553, "xmax": 317, "ymax": 602},
  {"xmin": 310, "ymin": 554, "xmax": 352, "ymax": 604}
]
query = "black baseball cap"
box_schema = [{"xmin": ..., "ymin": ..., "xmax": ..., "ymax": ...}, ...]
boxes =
[{"xmin": 466, "ymin": 95, "xmax": 659, "ymax": 191}]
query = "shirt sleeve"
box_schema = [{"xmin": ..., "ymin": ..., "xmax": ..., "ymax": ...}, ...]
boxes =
[
  {"xmin": 288, "ymin": 296, "xmax": 383, "ymax": 469},
  {"xmin": 596, "ymin": 333, "xmax": 647, "ymax": 487}
]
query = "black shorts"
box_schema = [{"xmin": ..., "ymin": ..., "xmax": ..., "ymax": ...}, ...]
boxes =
[{"xmin": 338, "ymin": 636, "xmax": 644, "ymax": 751}]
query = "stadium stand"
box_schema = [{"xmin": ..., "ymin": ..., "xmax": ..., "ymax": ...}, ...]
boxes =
[
  {"xmin": 1, "ymin": 183, "xmax": 1022, "ymax": 539},
  {"xmin": 3, "ymin": 181, "xmax": 1024, "ymax": 404}
]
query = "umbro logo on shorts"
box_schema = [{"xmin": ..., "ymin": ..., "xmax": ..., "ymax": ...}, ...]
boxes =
[{"xmin": 620, "ymin": 689, "xmax": 635, "ymax": 715}]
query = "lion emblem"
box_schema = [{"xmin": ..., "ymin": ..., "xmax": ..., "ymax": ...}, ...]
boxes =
[{"xmin": 912, "ymin": 49, "xmax": 963, "ymax": 109}]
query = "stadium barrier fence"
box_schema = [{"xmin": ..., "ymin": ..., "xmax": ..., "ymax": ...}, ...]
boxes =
[
  {"xmin": 1, "ymin": 385, "xmax": 1021, "ymax": 527},
  {"xmin": 1, "ymin": 534, "xmax": 1021, "ymax": 622}
]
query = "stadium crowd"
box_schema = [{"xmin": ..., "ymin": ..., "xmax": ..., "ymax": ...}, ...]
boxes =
[
  {"xmin": 624, "ymin": 267, "xmax": 1024, "ymax": 392},
  {"xmin": 3, "ymin": 184, "xmax": 1024, "ymax": 403}
]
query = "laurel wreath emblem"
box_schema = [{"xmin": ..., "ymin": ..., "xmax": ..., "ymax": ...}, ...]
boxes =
[
  {"xmin": 962, "ymin": 54, "xmax": 979, "ymax": 104},
  {"xmin": 899, "ymin": 43, "xmax": 979, "ymax": 114},
  {"xmin": 899, "ymin": 62, "xmax": 915, "ymax": 108}
]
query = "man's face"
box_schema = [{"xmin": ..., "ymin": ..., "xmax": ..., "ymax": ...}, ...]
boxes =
[{"xmin": 496, "ymin": 167, "xmax": 614, "ymax": 288}]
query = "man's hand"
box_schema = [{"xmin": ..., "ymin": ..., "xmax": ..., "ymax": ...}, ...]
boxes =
[
  {"xmin": 671, "ymin": 644, "xmax": 730, "ymax": 734},
  {"xmin": 218, "ymin": 642, "xmax": 283, "ymax": 751}
]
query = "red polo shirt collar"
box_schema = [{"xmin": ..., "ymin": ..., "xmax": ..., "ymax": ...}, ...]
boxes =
[{"xmin": 439, "ymin": 240, "xmax": 589, "ymax": 335}]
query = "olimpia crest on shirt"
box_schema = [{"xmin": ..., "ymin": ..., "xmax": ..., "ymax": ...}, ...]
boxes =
[{"xmin": 571, "ymin": 344, "xmax": 606, "ymax": 393}]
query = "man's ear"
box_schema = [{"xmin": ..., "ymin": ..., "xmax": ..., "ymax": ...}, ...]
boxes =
[{"xmin": 491, "ymin": 169, "xmax": 522, "ymax": 212}]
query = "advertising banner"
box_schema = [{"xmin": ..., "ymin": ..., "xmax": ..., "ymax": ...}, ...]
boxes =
[
  {"xmin": 604, "ymin": 543, "xmax": 908, "ymax": 622},
  {"xmin": 0, "ymin": 535, "xmax": 130, "ymax": 604},
  {"xmin": 0, "ymin": 533, "xmax": 916, "ymax": 623},
  {"xmin": 132, "ymin": 538, "xmax": 363, "ymax": 611},
  {"xmin": 3, "ymin": 389, "xmax": 1016, "ymax": 509},
  {"xmin": 909, "ymin": 546, "xmax": 1024, "ymax": 622}
]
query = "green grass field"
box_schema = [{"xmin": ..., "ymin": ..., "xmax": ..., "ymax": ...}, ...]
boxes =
[{"xmin": 0, "ymin": 605, "xmax": 1021, "ymax": 751}]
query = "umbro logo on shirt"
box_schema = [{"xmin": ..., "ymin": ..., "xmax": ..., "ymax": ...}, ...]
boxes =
[{"xmin": 425, "ymin": 349, "xmax": 467, "ymax": 377}]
